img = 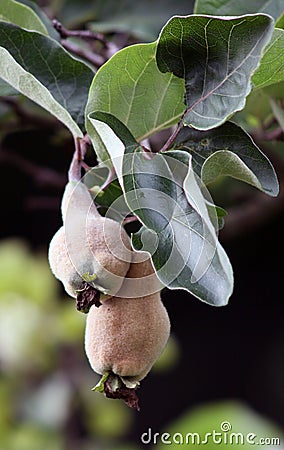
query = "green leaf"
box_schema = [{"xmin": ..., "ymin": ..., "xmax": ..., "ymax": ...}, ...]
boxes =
[
  {"xmin": 194, "ymin": 0, "xmax": 284, "ymax": 19},
  {"xmin": 0, "ymin": 0, "xmax": 48, "ymax": 34},
  {"xmin": 253, "ymin": 28, "xmax": 284, "ymax": 89},
  {"xmin": 156, "ymin": 14, "xmax": 274, "ymax": 130},
  {"xmin": 87, "ymin": 111, "xmax": 127, "ymax": 167},
  {"xmin": 206, "ymin": 202, "xmax": 227, "ymax": 230},
  {"xmin": 171, "ymin": 121, "xmax": 279, "ymax": 196},
  {"xmin": 275, "ymin": 13, "xmax": 284, "ymax": 29},
  {"xmin": 83, "ymin": 165, "xmax": 130, "ymax": 218},
  {"xmin": 81, "ymin": 272, "xmax": 97, "ymax": 282},
  {"xmin": 92, "ymin": 111, "xmax": 233, "ymax": 306},
  {"xmin": 86, "ymin": 42, "xmax": 185, "ymax": 143},
  {"xmin": 0, "ymin": 22, "xmax": 94, "ymax": 134},
  {"xmin": 92, "ymin": 372, "xmax": 110, "ymax": 393},
  {"xmin": 0, "ymin": 47, "xmax": 82, "ymax": 137},
  {"xmin": 202, "ymin": 150, "xmax": 262, "ymax": 188},
  {"xmin": 17, "ymin": 0, "xmax": 60, "ymax": 40},
  {"xmin": 0, "ymin": 1, "xmax": 58, "ymax": 97}
]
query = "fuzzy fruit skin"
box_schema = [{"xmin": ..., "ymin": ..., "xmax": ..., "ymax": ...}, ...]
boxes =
[
  {"xmin": 85, "ymin": 294, "xmax": 170, "ymax": 382},
  {"xmin": 84, "ymin": 256, "xmax": 170, "ymax": 382},
  {"xmin": 48, "ymin": 181, "xmax": 132, "ymax": 298},
  {"xmin": 48, "ymin": 226, "xmax": 78, "ymax": 298}
]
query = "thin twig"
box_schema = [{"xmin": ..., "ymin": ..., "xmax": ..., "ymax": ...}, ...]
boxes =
[
  {"xmin": 68, "ymin": 134, "xmax": 92, "ymax": 181},
  {"xmin": 160, "ymin": 111, "xmax": 186, "ymax": 152},
  {"xmin": 53, "ymin": 19, "xmax": 108, "ymax": 47},
  {"xmin": 100, "ymin": 165, "xmax": 116, "ymax": 191},
  {"xmin": 80, "ymin": 133, "xmax": 92, "ymax": 158},
  {"xmin": 123, "ymin": 215, "xmax": 139, "ymax": 225},
  {"xmin": 142, "ymin": 146, "xmax": 154, "ymax": 160},
  {"xmin": 252, "ymin": 127, "xmax": 284, "ymax": 142},
  {"xmin": 61, "ymin": 40, "xmax": 105, "ymax": 68}
]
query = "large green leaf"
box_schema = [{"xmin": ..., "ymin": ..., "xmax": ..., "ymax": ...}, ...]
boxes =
[
  {"xmin": 156, "ymin": 14, "xmax": 274, "ymax": 130},
  {"xmin": 194, "ymin": 0, "xmax": 284, "ymax": 19},
  {"xmin": 0, "ymin": 48, "xmax": 83, "ymax": 137},
  {"xmin": 0, "ymin": 0, "xmax": 57, "ymax": 97},
  {"xmin": 130, "ymin": 152, "xmax": 234, "ymax": 306},
  {"xmin": 0, "ymin": 22, "xmax": 94, "ymax": 133},
  {"xmin": 87, "ymin": 111, "xmax": 127, "ymax": 167},
  {"xmin": 90, "ymin": 111, "xmax": 233, "ymax": 306},
  {"xmin": 0, "ymin": 0, "xmax": 48, "ymax": 34},
  {"xmin": 86, "ymin": 42, "xmax": 185, "ymax": 143},
  {"xmin": 170, "ymin": 121, "xmax": 279, "ymax": 196},
  {"xmin": 253, "ymin": 28, "xmax": 284, "ymax": 89}
]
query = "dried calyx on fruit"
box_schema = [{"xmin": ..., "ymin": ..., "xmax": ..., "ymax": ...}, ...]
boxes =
[
  {"xmin": 85, "ymin": 253, "xmax": 170, "ymax": 410},
  {"xmin": 48, "ymin": 148, "xmax": 132, "ymax": 312}
]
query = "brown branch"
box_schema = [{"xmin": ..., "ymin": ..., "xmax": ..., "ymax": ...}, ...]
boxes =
[
  {"xmin": 123, "ymin": 215, "xmax": 139, "ymax": 225},
  {"xmin": 100, "ymin": 165, "xmax": 116, "ymax": 191},
  {"xmin": 53, "ymin": 20, "xmax": 108, "ymax": 47},
  {"xmin": 52, "ymin": 18, "xmax": 124, "ymax": 68},
  {"xmin": 160, "ymin": 113, "xmax": 186, "ymax": 152},
  {"xmin": 68, "ymin": 134, "xmax": 91, "ymax": 181},
  {"xmin": 61, "ymin": 39, "xmax": 105, "ymax": 68}
]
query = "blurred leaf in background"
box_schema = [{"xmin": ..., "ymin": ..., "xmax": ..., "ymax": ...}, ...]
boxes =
[
  {"xmin": 52, "ymin": 0, "xmax": 195, "ymax": 40},
  {"xmin": 154, "ymin": 401, "xmax": 284, "ymax": 449},
  {"xmin": 0, "ymin": 239, "xmax": 141, "ymax": 449}
]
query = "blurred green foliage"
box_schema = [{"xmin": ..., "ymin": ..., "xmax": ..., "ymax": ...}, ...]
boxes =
[
  {"xmin": 0, "ymin": 239, "xmax": 137, "ymax": 449},
  {"xmin": 49, "ymin": 0, "xmax": 195, "ymax": 40},
  {"xmin": 155, "ymin": 401, "xmax": 284, "ymax": 449},
  {"xmin": 0, "ymin": 239, "xmax": 181, "ymax": 449}
]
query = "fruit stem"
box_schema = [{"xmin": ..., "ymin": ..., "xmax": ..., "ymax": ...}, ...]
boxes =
[
  {"xmin": 104, "ymin": 372, "xmax": 140, "ymax": 411},
  {"xmin": 68, "ymin": 136, "xmax": 90, "ymax": 181},
  {"xmin": 76, "ymin": 282, "xmax": 101, "ymax": 313}
]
